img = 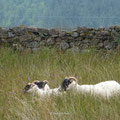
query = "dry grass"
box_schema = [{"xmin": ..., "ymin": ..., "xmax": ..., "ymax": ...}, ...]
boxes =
[{"xmin": 1, "ymin": 47, "xmax": 120, "ymax": 120}]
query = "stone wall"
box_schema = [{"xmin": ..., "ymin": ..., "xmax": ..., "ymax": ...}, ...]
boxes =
[{"xmin": 0, "ymin": 25, "xmax": 120, "ymax": 52}]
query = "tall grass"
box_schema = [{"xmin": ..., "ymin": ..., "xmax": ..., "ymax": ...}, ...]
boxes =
[{"xmin": 1, "ymin": 47, "xmax": 120, "ymax": 120}]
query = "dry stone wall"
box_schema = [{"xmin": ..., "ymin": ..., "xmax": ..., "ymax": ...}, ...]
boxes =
[{"xmin": 0, "ymin": 26, "xmax": 120, "ymax": 52}]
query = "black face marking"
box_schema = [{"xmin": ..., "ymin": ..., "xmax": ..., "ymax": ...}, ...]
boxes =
[
  {"xmin": 61, "ymin": 79, "xmax": 72, "ymax": 91},
  {"xmin": 23, "ymin": 84, "xmax": 31, "ymax": 92},
  {"xmin": 34, "ymin": 81, "xmax": 47, "ymax": 89}
]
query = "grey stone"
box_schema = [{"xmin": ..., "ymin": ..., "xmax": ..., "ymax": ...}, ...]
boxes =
[
  {"xmin": 104, "ymin": 42, "xmax": 117, "ymax": 50},
  {"xmin": 56, "ymin": 38, "xmax": 61, "ymax": 42},
  {"xmin": 80, "ymin": 33, "xmax": 85, "ymax": 37},
  {"xmin": 83, "ymin": 39, "xmax": 90, "ymax": 43},
  {"xmin": 47, "ymin": 38, "xmax": 55, "ymax": 45},
  {"xmin": 34, "ymin": 37, "xmax": 41, "ymax": 42},
  {"xmin": 77, "ymin": 27, "xmax": 88, "ymax": 32},
  {"xmin": 39, "ymin": 41, "xmax": 46, "ymax": 46},
  {"xmin": 67, "ymin": 47, "xmax": 80, "ymax": 52},
  {"xmin": 75, "ymin": 37, "xmax": 83, "ymax": 41},
  {"xmin": 52, "ymin": 35, "xmax": 58, "ymax": 38},
  {"xmin": 60, "ymin": 41, "xmax": 69, "ymax": 50},
  {"xmin": 59, "ymin": 31, "xmax": 66, "ymax": 37},
  {"xmin": 26, "ymin": 41, "xmax": 39, "ymax": 48},
  {"xmin": 98, "ymin": 43, "xmax": 104, "ymax": 48},
  {"xmin": 8, "ymin": 32, "xmax": 15, "ymax": 38},
  {"xmin": 32, "ymin": 47, "xmax": 40, "ymax": 52},
  {"xmin": 97, "ymin": 31, "xmax": 110, "ymax": 36},
  {"xmin": 92, "ymin": 39, "xmax": 99, "ymax": 45},
  {"xmin": 71, "ymin": 32, "xmax": 79, "ymax": 38},
  {"xmin": 97, "ymin": 27, "xmax": 105, "ymax": 31}
]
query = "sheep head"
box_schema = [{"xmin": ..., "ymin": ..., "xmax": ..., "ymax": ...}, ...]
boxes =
[
  {"xmin": 32, "ymin": 80, "xmax": 50, "ymax": 90},
  {"xmin": 61, "ymin": 76, "xmax": 78, "ymax": 91},
  {"xmin": 23, "ymin": 83, "xmax": 36, "ymax": 93}
]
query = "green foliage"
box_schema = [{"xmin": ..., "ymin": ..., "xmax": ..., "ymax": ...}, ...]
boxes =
[{"xmin": 0, "ymin": 0, "xmax": 120, "ymax": 28}]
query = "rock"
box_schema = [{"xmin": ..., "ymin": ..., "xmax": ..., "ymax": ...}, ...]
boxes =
[
  {"xmin": 69, "ymin": 42, "xmax": 74, "ymax": 47},
  {"xmin": 97, "ymin": 31, "xmax": 110, "ymax": 36},
  {"xmin": 52, "ymin": 35, "xmax": 58, "ymax": 38},
  {"xmin": 0, "ymin": 28, "xmax": 8, "ymax": 39},
  {"xmin": 88, "ymin": 34, "xmax": 93, "ymax": 38},
  {"xmin": 98, "ymin": 43, "xmax": 104, "ymax": 48},
  {"xmin": 104, "ymin": 40, "xmax": 110, "ymax": 46},
  {"xmin": 83, "ymin": 39, "xmax": 90, "ymax": 43},
  {"xmin": 76, "ymin": 37, "xmax": 83, "ymax": 41},
  {"xmin": 71, "ymin": 32, "xmax": 79, "ymax": 38},
  {"xmin": 90, "ymin": 31, "xmax": 96, "ymax": 35},
  {"xmin": 56, "ymin": 38, "xmax": 61, "ymax": 42},
  {"xmin": 39, "ymin": 41, "xmax": 46, "ymax": 46},
  {"xmin": 47, "ymin": 38, "xmax": 55, "ymax": 45},
  {"xmin": 92, "ymin": 39, "xmax": 99, "ymax": 45},
  {"xmin": 8, "ymin": 32, "xmax": 15, "ymax": 38},
  {"xmin": 0, "ymin": 26, "xmax": 119, "ymax": 51},
  {"xmin": 81, "ymin": 44, "xmax": 89, "ymax": 49},
  {"xmin": 77, "ymin": 27, "xmax": 88, "ymax": 32},
  {"xmin": 34, "ymin": 37, "xmax": 41, "ymax": 42},
  {"xmin": 67, "ymin": 47, "xmax": 80, "ymax": 52},
  {"xmin": 59, "ymin": 31, "xmax": 66, "ymax": 37},
  {"xmin": 49, "ymin": 29, "xmax": 59, "ymax": 36},
  {"xmin": 60, "ymin": 41, "xmax": 69, "ymax": 50},
  {"xmin": 109, "ymin": 26, "xmax": 120, "ymax": 32},
  {"xmin": 74, "ymin": 41, "xmax": 81, "ymax": 46},
  {"xmin": 26, "ymin": 41, "xmax": 39, "ymax": 48},
  {"xmin": 104, "ymin": 43, "xmax": 113, "ymax": 50},
  {"xmin": 9, "ymin": 26, "xmax": 27, "ymax": 36},
  {"xmin": 27, "ymin": 26, "xmax": 38, "ymax": 33},
  {"xmin": 97, "ymin": 27, "xmax": 105, "ymax": 31},
  {"xmin": 32, "ymin": 47, "xmax": 40, "ymax": 52},
  {"xmin": 80, "ymin": 33, "xmax": 85, "ymax": 37},
  {"xmin": 104, "ymin": 42, "xmax": 117, "ymax": 50}
]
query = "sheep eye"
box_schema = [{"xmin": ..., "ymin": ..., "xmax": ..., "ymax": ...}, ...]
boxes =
[{"xmin": 24, "ymin": 84, "xmax": 31, "ymax": 91}]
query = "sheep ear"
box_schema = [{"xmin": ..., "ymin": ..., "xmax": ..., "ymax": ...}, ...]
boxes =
[
  {"xmin": 32, "ymin": 80, "xmax": 40, "ymax": 84},
  {"xmin": 43, "ymin": 80, "xmax": 49, "ymax": 84}
]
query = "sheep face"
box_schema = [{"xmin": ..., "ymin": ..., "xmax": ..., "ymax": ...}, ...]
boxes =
[
  {"xmin": 61, "ymin": 77, "xmax": 77, "ymax": 91},
  {"xmin": 33, "ymin": 80, "xmax": 50, "ymax": 90},
  {"xmin": 23, "ymin": 83, "xmax": 38, "ymax": 93}
]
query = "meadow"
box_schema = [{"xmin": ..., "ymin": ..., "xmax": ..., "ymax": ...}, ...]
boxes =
[{"xmin": 1, "ymin": 47, "xmax": 120, "ymax": 120}]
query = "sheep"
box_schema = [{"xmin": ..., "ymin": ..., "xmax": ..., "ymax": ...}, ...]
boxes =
[
  {"xmin": 46, "ymin": 86, "xmax": 63, "ymax": 96},
  {"xmin": 23, "ymin": 80, "xmax": 49, "ymax": 96},
  {"xmin": 61, "ymin": 77, "xmax": 120, "ymax": 98},
  {"xmin": 32, "ymin": 80, "xmax": 63, "ymax": 95},
  {"xmin": 23, "ymin": 80, "xmax": 63, "ymax": 96}
]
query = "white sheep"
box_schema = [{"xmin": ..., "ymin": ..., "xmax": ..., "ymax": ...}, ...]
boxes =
[
  {"xmin": 23, "ymin": 80, "xmax": 63, "ymax": 96},
  {"xmin": 33, "ymin": 80, "xmax": 63, "ymax": 96},
  {"xmin": 23, "ymin": 80, "xmax": 50, "ymax": 96},
  {"xmin": 61, "ymin": 77, "xmax": 120, "ymax": 98},
  {"xmin": 47, "ymin": 86, "xmax": 63, "ymax": 96}
]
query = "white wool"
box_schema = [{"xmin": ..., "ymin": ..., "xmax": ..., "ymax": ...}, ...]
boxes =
[
  {"xmin": 27, "ymin": 84, "xmax": 63, "ymax": 96},
  {"xmin": 67, "ymin": 80, "xmax": 120, "ymax": 98},
  {"xmin": 44, "ymin": 84, "xmax": 50, "ymax": 91},
  {"xmin": 26, "ymin": 84, "xmax": 49, "ymax": 96},
  {"xmin": 47, "ymin": 86, "xmax": 63, "ymax": 96}
]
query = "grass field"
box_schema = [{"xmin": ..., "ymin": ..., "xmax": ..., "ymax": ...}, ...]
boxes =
[{"xmin": 1, "ymin": 47, "xmax": 120, "ymax": 120}]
